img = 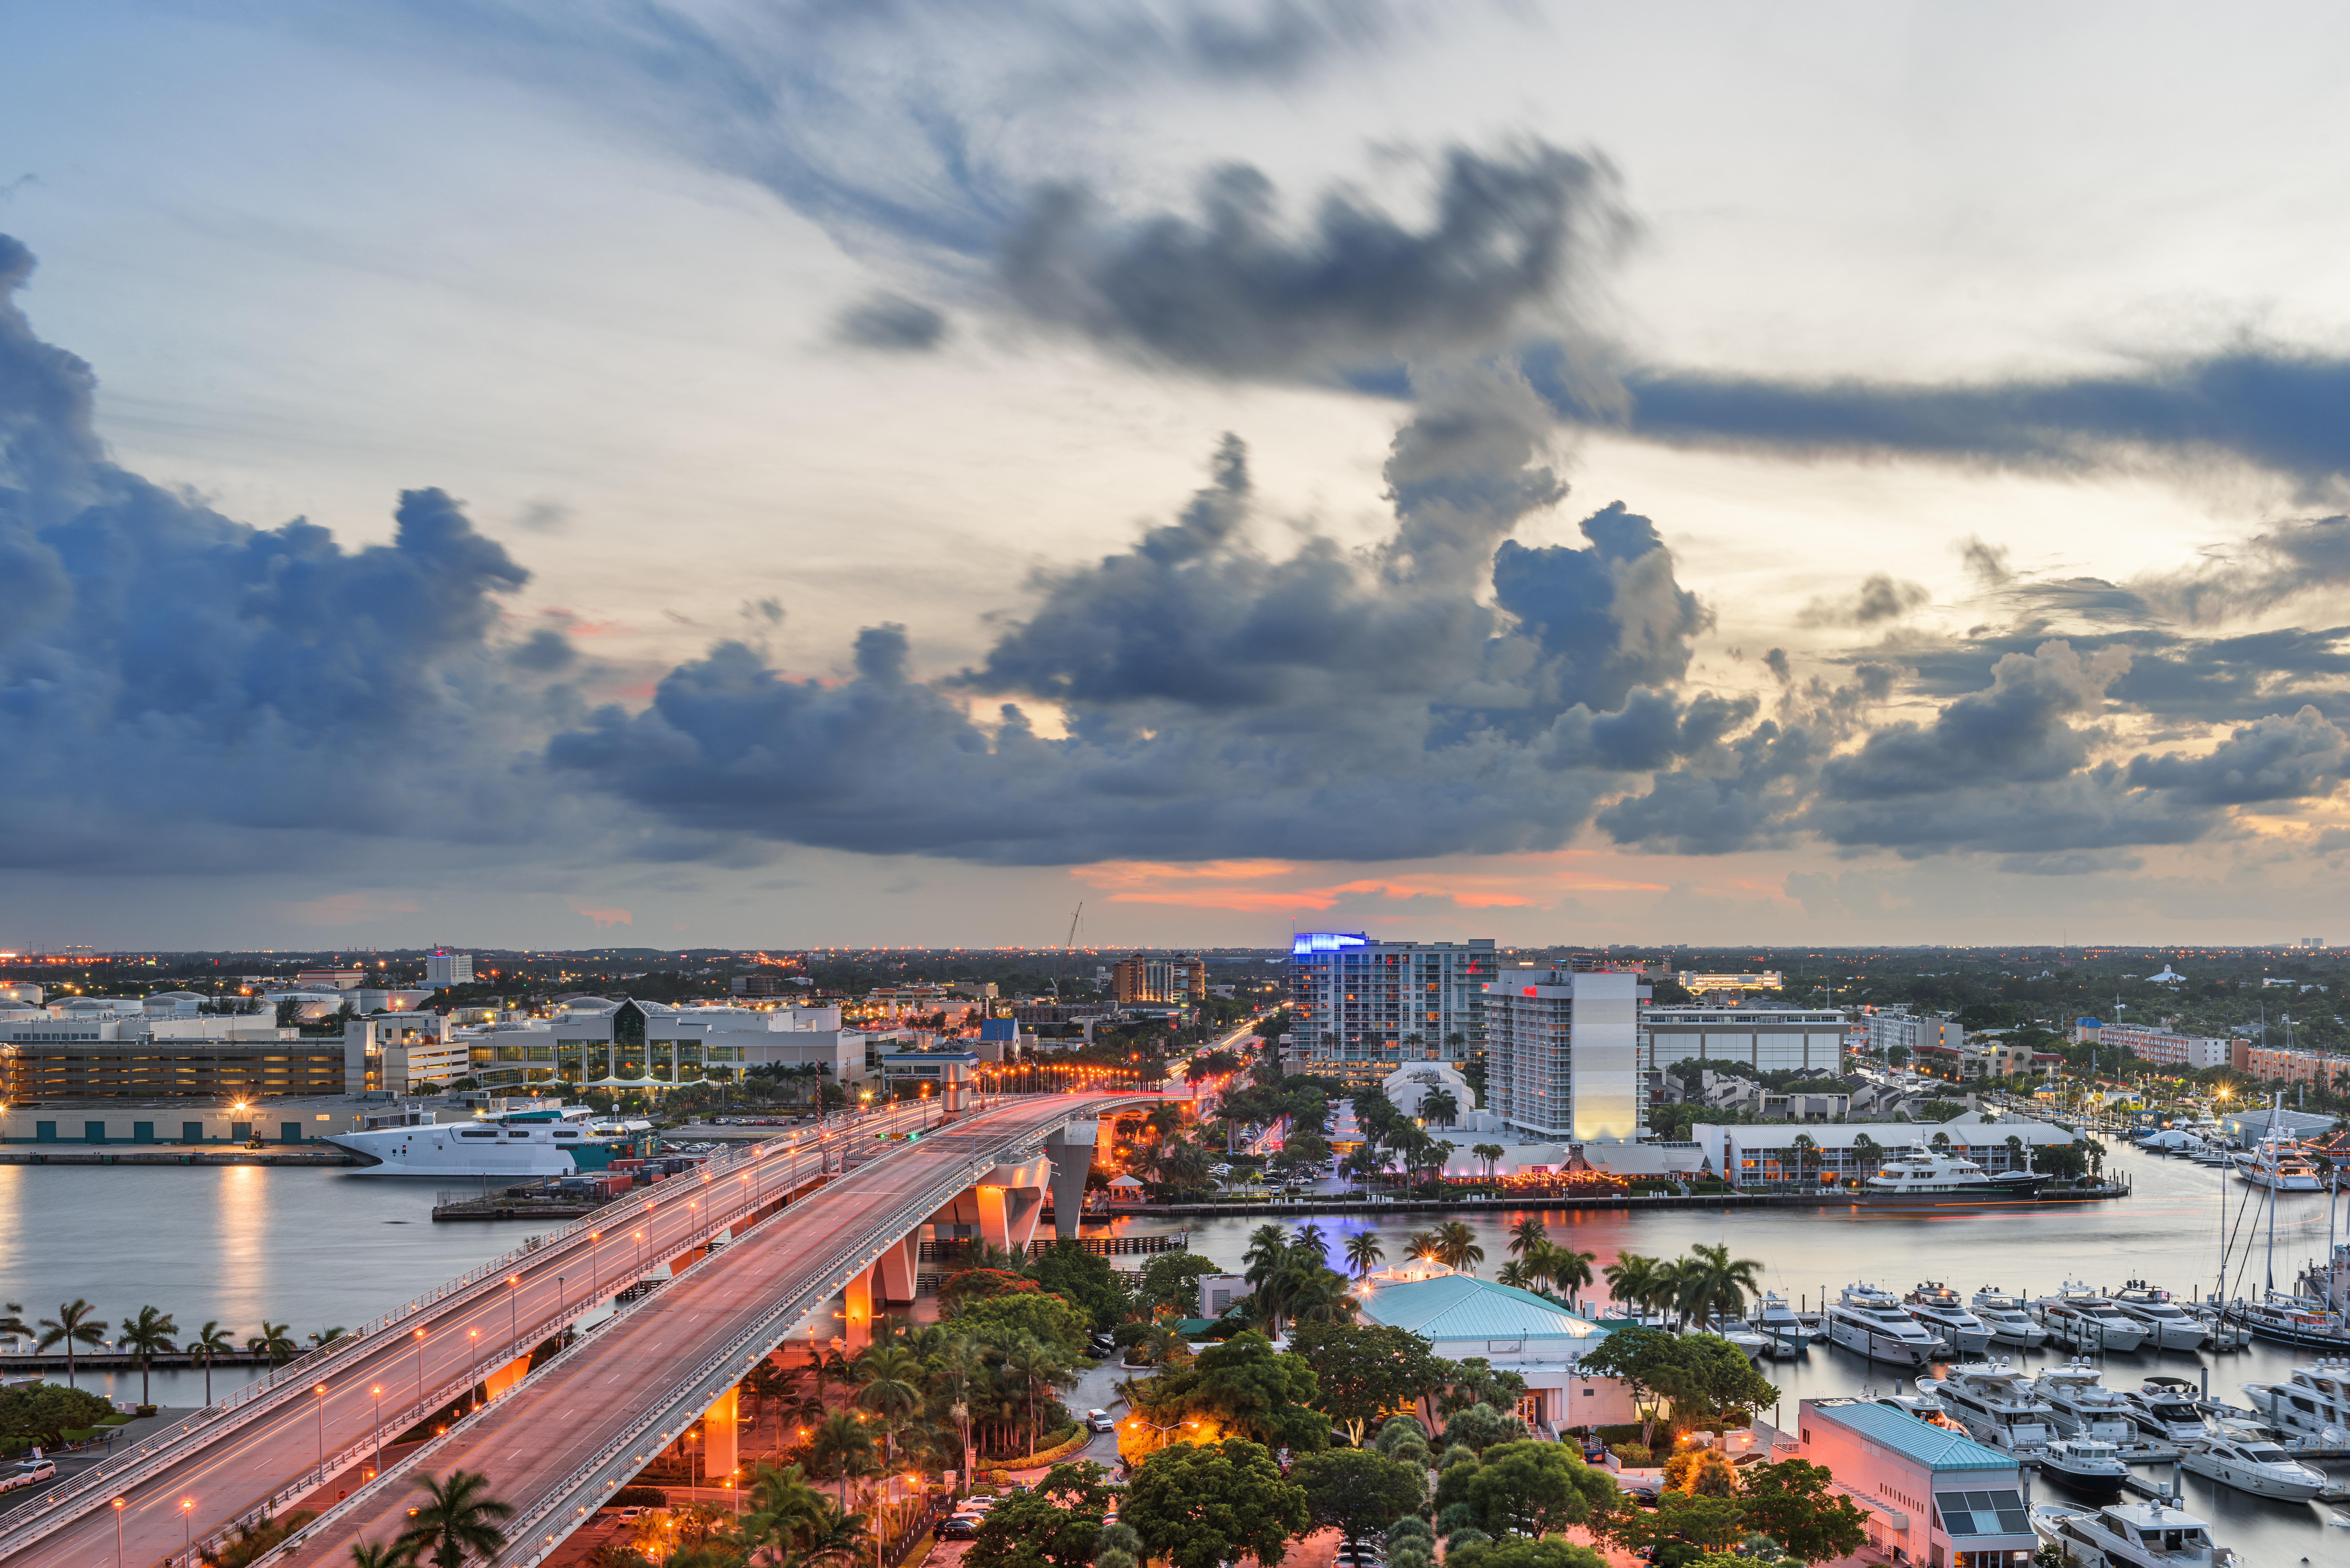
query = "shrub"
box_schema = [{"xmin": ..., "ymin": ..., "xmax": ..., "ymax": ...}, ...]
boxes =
[
  {"xmin": 1608, "ymin": 1443, "xmax": 1656, "ymax": 1468},
  {"xmin": 611, "ymin": 1486, "xmax": 667, "ymax": 1508}
]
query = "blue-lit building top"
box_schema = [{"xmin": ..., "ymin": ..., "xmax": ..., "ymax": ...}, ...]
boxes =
[{"xmin": 1288, "ymin": 935, "xmax": 1498, "ymax": 1085}]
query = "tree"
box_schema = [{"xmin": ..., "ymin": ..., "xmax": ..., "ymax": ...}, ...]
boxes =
[
  {"xmin": 1342, "ymin": 1233, "xmax": 1386, "ymax": 1280},
  {"xmin": 1291, "ymin": 1448, "xmax": 1426, "ymax": 1546},
  {"xmin": 1789, "ymin": 1133, "xmax": 1818, "ymax": 1184},
  {"xmin": 396, "ymin": 1470, "xmax": 515, "ymax": 1568},
  {"xmin": 0, "ymin": 1382, "xmax": 113, "ymax": 1452},
  {"xmin": 948, "ymin": 1289, "xmax": 1091, "ymax": 1361},
  {"xmin": 1437, "ymin": 1403, "xmax": 1526, "ymax": 1456},
  {"xmin": 739, "ymin": 1462, "xmax": 831, "ymax": 1567},
  {"xmin": 1472, "ymin": 1144, "xmax": 1505, "ymax": 1181},
  {"xmin": 1675, "ymin": 1244, "xmax": 1764, "ymax": 1328},
  {"xmin": 1455, "ymin": 1440, "xmax": 1616, "ymax": 1539},
  {"xmin": 965, "ymin": 1461, "xmax": 1116, "ymax": 1568},
  {"xmin": 35, "ymin": 1300, "xmax": 107, "ymax": 1390},
  {"xmin": 1289, "ymin": 1322, "xmax": 1448, "ymax": 1445},
  {"xmin": 1133, "ymin": 1331, "xmax": 1327, "ymax": 1451},
  {"xmin": 1440, "ymin": 1537, "xmax": 1605, "ymax": 1568},
  {"xmin": 348, "ymin": 1543, "xmax": 413, "ymax": 1568},
  {"xmin": 1736, "ymin": 1459, "xmax": 1870, "ymax": 1565},
  {"xmin": 1137, "ymin": 1254, "xmax": 1222, "ymax": 1316},
  {"xmin": 1434, "ymin": 1221, "xmax": 1485, "ymax": 1276},
  {"xmin": 1121, "ymin": 1438, "xmax": 1309, "ymax": 1568},
  {"xmin": 853, "ymin": 1344, "xmax": 925, "ymax": 1461},
  {"xmin": 1506, "ymin": 1217, "xmax": 1549, "ymax": 1262},
  {"xmin": 1542, "ymin": 1247, "xmax": 1595, "ymax": 1311},
  {"xmin": 115, "ymin": 1304, "xmax": 178, "ymax": 1408},
  {"xmin": 193, "ymin": 1320, "xmax": 236, "ymax": 1406},
  {"xmin": 249, "ymin": 1320, "xmax": 299, "ymax": 1364},
  {"xmin": 1606, "ymin": 1492, "xmax": 1745, "ymax": 1565},
  {"xmin": 1849, "ymin": 1133, "xmax": 1882, "ymax": 1182},
  {"xmin": 0, "ymin": 1302, "xmax": 27, "ymax": 1345},
  {"xmin": 806, "ymin": 1411, "xmax": 875, "ymax": 1506},
  {"xmin": 1575, "ymin": 1326, "xmax": 1673, "ymax": 1451},
  {"xmin": 1421, "ymin": 1089, "xmax": 1459, "ymax": 1126},
  {"xmin": 1026, "ymin": 1241, "xmax": 1134, "ymax": 1331},
  {"xmin": 1601, "ymin": 1255, "xmax": 1658, "ymax": 1317}
]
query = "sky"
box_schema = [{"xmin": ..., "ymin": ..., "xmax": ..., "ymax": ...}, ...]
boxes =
[{"xmin": 7, "ymin": 0, "xmax": 2350, "ymax": 952}]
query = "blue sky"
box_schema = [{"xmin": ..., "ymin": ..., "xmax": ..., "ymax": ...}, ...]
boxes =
[{"xmin": 7, "ymin": 0, "xmax": 2350, "ymax": 950}]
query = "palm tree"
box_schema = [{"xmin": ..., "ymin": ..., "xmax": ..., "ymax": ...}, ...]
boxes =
[
  {"xmin": 741, "ymin": 1462, "xmax": 831, "ymax": 1565},
  {"xmin": 1433, "ymin": 1221, "xmax": 1485, "ymax": 1276},
  {"xmin": 2003, "ymin": 1134, "xmax": 2026, "ymax": 1174},
  {"xmin": 1495, "ymin": 1261, "xmax": 1532, "ymax": 1290},
  {"xmin": 1343, "ymin": 1233, "xmax": 1385, "ymax": 1279},
  {"xmin": 1291, "ymin": 1223, "xmax": 1330, "ymax": 1262},
  {"xmin": 1421, "ymin": 1089, "xmax": 1459, "ymax": 1126},
  {"xmin": 115, "ymin": 1305, "xmax": 178, "ymax": 1408},
  {"xmin": 0, "ymin": 1302, "xmax": 27, "ymax": 1346},
  {"xmin": 1603, "ymin": 1254, "xmax": 1659, "ymax": 1318},
  {"xmin": 1929, "ymin": 1131, "xmax": 1952, "ymax": 1153},
  {"xmin": 1472, "ymin": 1143, "xmax": 1504, "ymax": 1182},
  {"xmin": 1404, "ymin": 1229, "xmax": 1442, "ymax": 1265},
  {"xmin": 806, "ymin": 1411, "xmax": 874, "ymax": 1507},
  {"xmin": 348, "ymin": 1542, "xmax": 412, "ymax": 1568},
  {"xmin": 1678, "ymin": 1243, "xmax": 1766, "ymax": 1329},
  {"xmin": 1850, "ymin": 1132, "xmax": 1882, "ymax": 1184},
  {"xmin": 852, "ymin": 1345, "xmax": 924, "ymax": 1461},
  {"xmin": 185, "ymin": 1320, "xmax": 236, "ymax": 1407},
  {"xmin": 36, "ymin": 1300, "xmax": 107, "ymax": 1389},
  {"xmin": 1507, "ymin": 1216, "xmax": 1549, "ymax": 1261},
  {"xmin": 1543, "ymin": 1246, "xmax": 1597, "ymax": 1311},
  {"xmin": 1002, "ymin": 1334, "xmax": 1067, "ymax": 1456},
  {"xmin": 311, "ymin": 1325, "xmax": 351, "ymax": 1349},
  {"xmin": 249, "ymin": 1321, "xmax": 299, "ymax": 1365},
  {"xmin": 1789, "ymin": 1133, "xmax": 1818, "ymax": 1187},
  {"xmin": 396, "ymin": 1470, "xmax": 514, "ymax": 1568}
]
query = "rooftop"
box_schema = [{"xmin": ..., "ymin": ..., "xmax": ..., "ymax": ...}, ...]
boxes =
[
  {"xmin": 1353, "ymin": 1270, "xmax": 1610, "ymax": 1345},
  {"xmin": 1807, "ymin": 1399, "xmax": 2016, "ymax": 1471}
]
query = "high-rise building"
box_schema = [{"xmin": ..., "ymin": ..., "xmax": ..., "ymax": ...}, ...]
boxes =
[
  {"xmin": 1289, "ymin": 934, "xmax": 1497, "ymax": 1084},
  {"xmin": 1111, "ymin": 954, "xmax": 1207, "ymax": 1006},
  {"xmin": 1480, "ymin": 967, "xmax": 1644, "ymax": 1142},
  {"xmin": 424, "ymin": 952, "xmax": 475, "ymax": 988}
]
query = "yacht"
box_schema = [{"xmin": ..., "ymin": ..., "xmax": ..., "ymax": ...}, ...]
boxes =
[
  {"xmin": 2242, "ymin": 1357, "xmax": 2350, "ymax": 1439},
  {"xmin": 1824, "ymin": 1282, "xmax": 1944, "ymax": 1368},
  {"xmin": 2225, "ymin": 1291, "xmax": 2350, "ymax": 1349},
  {"xmin": 1904, "ymin": 1281, "xmax": 1993, "ymax": 1354},
  {"xmin": 2037, "ymin": 1436, "xmax": 2131, "ymax": 1500},
  {"xmin": 2118, "ymin": 1377, "xmax": 2207, "ymax": 1444},
  {"xmin": 1916, "ymin": 1361, "xmax": 2057, "ymax": 1452},
  {"xmin": 325, "ymin": 1102, "xmax": 639, "ymax": 1177},
  {"xmin": 2235, "ymin": 1133, "xmax": 2323, "ymax": 1191},
  {"xmin": 1856, "ymin": 1142, "xmax": 2051, "ymax": 1206},
  {"xmin": 1749, "ymin": 1292, "xmax": 1809, "ymax": 1358},
  {"xmin": 2029, "ymin": 1361, "xmax": 2140, "ymax": 1442},
  {"xmin": 1870, "ymin": 1391, "xmax": 1962, "ymax": 1431},
  {"xmin": 2180, "ymin": 1424, "xmax": 2328, "ymax": 1500},
  {"xmin": 2185, "ymin": 1301, "xmax": 2252, "ymax": 1352},
  {"xmin": 2107, "ymin": 1282, "xmax": 2210, "ymax": 1352},
  {"xmin": 1970, "ymin": 1286, "xmax": 2049, "ymax": 1348},
  {"xmin": 2030, "ymin": 1496, "xmax": 2233, "ymax": 1567},
  {"xmin": 2032, "ymin": 1283, "xmax": 2151, "ymax": 1353}
]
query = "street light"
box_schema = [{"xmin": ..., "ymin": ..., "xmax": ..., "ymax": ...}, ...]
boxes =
[
  {"xmin": 313, "ymin": 1384, "xmax": 329, "ymax": 1487},
  {"xmin": 369, "ymin": 1385, "xmax": 384, "ymax": 1481},
  {"xmin": 111, "ymin": 1498, "xmax": 124, "ymax": 1568},
  {"xmin": 467, "ymin": 1327, "xmax": 481, "ymax": 1410},
  {"xmin": 413, "ymin": 1327, "xmax": 428, "ymax": 1406},
  {"xmin": 588, "ymin": 1230, "xmax": 602, "ymax": 1298},
  {"xmin": 507, "ymin": 1274, "xmax": 521, "ymax": 1348},
  {"xmin": 179, "ymin": 1497, "xmax": 193, "ymax": 1557}
]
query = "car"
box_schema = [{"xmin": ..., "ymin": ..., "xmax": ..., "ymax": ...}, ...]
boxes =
[
  {"xmin": 614, "ymin": 1506, "xmax": 648, "ymax": 1522},
  {"xmin": 1086, "ymin": 1409, "xmax": 1118, "ymax": 1433},
  {"xmin": 937, "ymin": 1516, "xmax": 980, "ymax": 1540}
]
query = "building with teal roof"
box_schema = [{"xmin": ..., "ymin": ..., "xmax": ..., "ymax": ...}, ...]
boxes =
[
  {"xmin": 1349, "ymin": 1264, "xmax": 1633, "ymax": 1432},
  {"xmin": 1797, "ymin": 1398, "xmax": 2035, "ymax": 1566}
]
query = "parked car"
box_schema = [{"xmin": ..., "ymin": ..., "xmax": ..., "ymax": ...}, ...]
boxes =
[
  {"xmin": 1086, "ymin": 1409, "xmax": 1118, "ymax": 1433},
  {"xmin": 937, "ymin": 1516, "xmax": 981, "ymax": 1541}
]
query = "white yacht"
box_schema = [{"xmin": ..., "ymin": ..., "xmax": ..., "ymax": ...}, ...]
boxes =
[
  {"xmin": 2235, "ymin": 1132, "xmax": 2323, "ymax": 1191},
  {"xmin": 1915, "ymin": 1361, "xmax": 2057, "ymax": 1453},
  {"xmin": 2032, "ymin": 1283, "xmax": 2151, "ymax": 1353},
  {"xmin": 1825, "ymin": 1282, "xmax": 1943, "ymax": 1368},
  {"xmin": 2118, "ymin": 1377, "xmax": 2206, "ymax": 1444},
  {"xmin": 2180, "ymin": 1424, "xmax": 2328, "ymax": 1500},
  {"xmin": 325, "ymin": 1102, "xmax": 640, "ymax": 1177},
  {"xmin": 2242, "ymin": 1357, "xmax": 2350, "ymax": 1439},
  {"xmin": 1904, "ymin": 1281, "xmax": 1993, "ymax": 1354},
  {"xmin": 2107, "ymin": 1282, "xmax": 2211, "ymax": 1352},
  {"xmin": 1749, "ymin": 1292, "xmax": 1809, "ymax": 1358},
  {"xmin": 2037, "ymin": 1436, "xmax": 2131, "ymax": 1500},
  {"xmin": 2030, "ymin": 1496, "xmax": 2233, "ymax": 1567},
  {"xmin": 1857, "ymin": 1142, "xmax": 2051, "ymax": 1206},
  {"xmin": 2030, "ymin": 1361, "xmax": 2140, "ymax": 1442},
  {"xmin": 1970, "ymin": 1286, "xmax": 2049, "ymax": 1348}
]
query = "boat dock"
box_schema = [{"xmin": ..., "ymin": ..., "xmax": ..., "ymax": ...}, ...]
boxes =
[{"xmin": 0, "ymin": 1148, "xmax": 359, "ymax": 1167}]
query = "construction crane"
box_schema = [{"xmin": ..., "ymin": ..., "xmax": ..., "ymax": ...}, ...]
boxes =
[{"xmin": 1050, "ymin": 903, "xmax": 1083, "ymax": 1000}]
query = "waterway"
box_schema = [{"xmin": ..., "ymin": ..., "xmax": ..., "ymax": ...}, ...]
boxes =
[{"xmin": 3, "ymin": 1144, "xmax": 2345, "ymax": 1560}]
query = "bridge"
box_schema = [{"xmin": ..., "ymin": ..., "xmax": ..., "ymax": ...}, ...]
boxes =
[{"xmin": 3, "ymin": 1089, "xmax": 1149, "ymax": 1568}]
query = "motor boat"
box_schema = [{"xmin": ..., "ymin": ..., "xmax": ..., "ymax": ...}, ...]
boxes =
[
  {"xmin": 2242, "ymin": 1357, "xmax": 2350, "ymax": 1439},
  {"xmin": 324, "ymin": 1100, "xmax": 641, "ymax": 1177},
  {"xmin": 1971, "ymin": 1286, "xmax": 2049, "ymax": 1348},
  {"xmin": 2223, "ymin": 1291, "xmax": 2350, "ymax": 1349},
  {"xmin": 2119, "ymin": 1377, "xmax": 2207, "ymax": 1444},
  {"xmin": 2184, "ymin": 1301, "xmax": 2252, "ymax": 1352},
  {"xmin": 2235, "ymin": 1132, "xmax": 2324, "ymax": 1191},
  {"xmin": 1748, "ymin": 1292, "xmax": 1809, "ymax": 1359},
  {"xmin": 1708, "ymin": 1322, "xmax": 1771, "ymax": 1360},
  {"xmin": 1856, "ymin": 1141, "xmax": 2051, "ymax": 1205},
  {"xmin": 2180, "ymin": 1424, "xmax": 2328, "ymax": 1500},
  {"xmin": 1916, "ymin": 1361, "xmax": 2057, "ymax": 1453},
  {"xmin": 1825, "ymin": 1282, "xmax": 1944, "ymax": 1368},
  {"xmin": 2031, "ymin": 1496, "xmax": 2234, "ymax": 1567},
  {"xmin": 2029, "ymin": 1361, "xmax": 2140, "ymax": 1442},
  {"xmin": 2037, "ymin": 1437, "xmax": 2131, "ymax": 1500},
  {"xmin": 2108, "ymin": 1282, "xmax": 2211, "ymax": 1352},
  {"xmin": 2032, "ymin": 1282, "xmax": 2151, "ymax": 1353},
  {"xmin": 1905, "ymin": 1281, "xmax": 1993, "ymax": 1354}
]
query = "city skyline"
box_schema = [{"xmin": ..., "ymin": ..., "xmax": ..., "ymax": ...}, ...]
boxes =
[{"xmin": 8, "ymin": 4, "xmax": 2350, "ymax": 948}]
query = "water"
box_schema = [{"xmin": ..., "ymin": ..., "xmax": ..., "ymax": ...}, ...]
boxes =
[
  {"xmin": 1145, "ymin": 1146, "xmax": 2350, "ymax": 1565},
  {"xmin": 0, "ymin": 1165, "xmax": 523, "ymax": 1406}
]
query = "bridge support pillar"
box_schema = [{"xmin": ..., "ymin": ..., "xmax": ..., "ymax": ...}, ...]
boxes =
[
  {"xmin": 704, "ymin": 1385, "xmax": 739, "ymax": 1480},
  {"xmin": 1044, "ymin": 1121, "xmax": 1098, "ymax": 1239},
  {"xmin": 483, "ymin": 1350, "xmax": 534, "ymax": 1401},
  {"xmin": 876, "ymin": 1234, "xmax": 918, "ymax": 1307},
  {"xmin": 844, "ymin": 1267, "xmax": 874, "ymax": 1352},
  {"xmin": 972, "ymin": 1154, "xmax": 1052, "ymax": 1256}
]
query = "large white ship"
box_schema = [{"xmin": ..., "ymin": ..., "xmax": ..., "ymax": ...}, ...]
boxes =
[{"xmin": 326, "ymin": 1103, "xmax": 644, "ymax": 1177}]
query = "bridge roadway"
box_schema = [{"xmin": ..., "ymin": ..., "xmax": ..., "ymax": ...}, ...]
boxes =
[{"xmin": 5, "ymin": 1090, "xmax": 1139, "ymax": 1568}]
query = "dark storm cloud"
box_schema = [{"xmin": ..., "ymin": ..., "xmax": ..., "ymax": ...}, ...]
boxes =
[
  {"xmin": 2122, "ymin": 707, "xmax": 2350, "ymax": 805},
  {"xmin": 835, "ymin": 291, "xmax": 949, "ymax": 350},
  {"xmin": 0, "ymin": 238, "xmax": 576, "ymax": 871},
  {"xmin": 1797, "ymin": 572, "xmax": 1929, "ymax": 629},
  {"xmin": 1000, "ymin": 141, "xmax": 1627, "ymax": 380},
  {"xmin": 1613, "ymin": 350, "xmax": 2350, "ymax": 498}
]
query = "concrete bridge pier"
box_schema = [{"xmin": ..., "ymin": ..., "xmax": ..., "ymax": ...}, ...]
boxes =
[
  {"xmin": 1043, "ymin": 1120, "xmax": 1097, "ymax": 1239},
  {"xmin": 703, "ymin": 1385, "xmax": 738, "ymax": 1479}
]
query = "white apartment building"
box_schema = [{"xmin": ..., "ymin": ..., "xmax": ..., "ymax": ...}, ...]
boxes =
[
  {"xmin": 1863, "ymin": 1009, "xmax": 1965, "ymax": 1059},
  {"xmin": 425, "ymin": 951, "xmax": 476, "ymax": 988},
  {"xmin": 1480, "ymin": 968, "xmax": 1643, "ymax": 1142},
  {"xmin": 1290, "ymin": 933, "xmax": 1501, "ymax": 1084},
  {"xmin": 342, "ymin": 1012, "xmax": 463, "ymax": 1094},
  {"xmin": 1678, "ymin": 971, "xmax": 1783, "ymax": 992},
  {"xmin": 1641, "ymin": 1007, "xmax": 1849, "ymax": 1074},
  {"xmin": 2071, "ymin": 1019, "xmax": 2236, "ymax": 1070}
]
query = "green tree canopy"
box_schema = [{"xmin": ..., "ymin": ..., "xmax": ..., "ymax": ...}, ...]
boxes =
[
  {"xmin": 1735, "ymin": 1459, "xmax": 1870, "ymax": 1565},
  {"xmin": 1455, "ymin": 1441, "xmax": 1617, "ymax": 1541},
  {"xmin": 1289, "ymin": 1321, "xmax": 1449, "ymax": 1445},
  {"xmin": 1290, "ymin": 1447, "xmax": 1427, "ymax": 1546},
  {"xmin": 965, "ymin": 1461, "xmax": 1117, "ymax": 1568},
  {"xmin": 1121, "ymin": 1438, "xmax": 1308, "ymax": 1568},
  {"xmin": 1441, "ymin": 1536, "xmax": 1607, "ymax": 1568},
  {"xmin": 1607, "ymin": 1492, "xmax": 1746, "ymax": 1566},
  {"xmin": 948, "ymin": 1289, "xmax": 1092, "ymax": 1362},
  {"xmin": 1024, "ymin": 1242, "xmax": 1135, "ymax": 1331},
  {"xmin": 1133, "ymin": 1331, "xmax": 1328, "ymax": 1451},
  {"xmin": 1439, "ymin": 1403, "xmax": 1528, "ymax": 1456},
  {"xmin": 0, "ymin": 1382, "xmax": 112, "ymax": 1451},
  {"xmin": 1136, "ymin": 1254, "xmax": 1222, "ymax": 1316}
]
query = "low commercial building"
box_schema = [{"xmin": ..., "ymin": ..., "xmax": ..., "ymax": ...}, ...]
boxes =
[
  {"xmin": 2231, "ymin": 1040, "xmax": 2350, "ymax": 1089},
  {"xmin": 1641, "ymin": 1007, "xmax": 1848, "ymax": 1074},
  {"xmin": 0, "ymin": 1097, "xmax": 369, "ymax": 1145},
  {"xmin": 0, "ymin": 1041, "xmax": 350, "ymax": 1102},
  {"xmin": 459, "ymin": 998, "xmax": 870, "ymax": 1093},
  {"xmin": 1863, "ymin": 1008, "xmax": 1965, "ymax": 1060},
  {"xmin": 2070, "ymin": 1019, "xmax": 2237, "ymax": 1070},
  {"xmin": 295, "ymin": 968, "xmax": 364, "ymax": 990},
  {"xmin": 1796, "ymin": 1398, "xmax": 2037, "ymax": 1567},
  {"xmin": 1694, "ymin": 1113, "xmax": 2084, "ymax": 1188},
  {"xmin": 1676, "ymin": 971, "xmax": 1783, "ymax": 992},
  {"xmin": 1350, "ymin": 1263, "xmax": 1631, "ymax": 1433}
]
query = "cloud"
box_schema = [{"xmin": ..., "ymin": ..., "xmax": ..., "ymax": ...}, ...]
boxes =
[
  {"xmin": 2122, "ymin": 706, "xmax": 2350, "ymax": 806},
  {"xmin": 1797, "ymin": 572, "xmax": 1929, "ymax": 628},
  {"xmin": 1000, "ymin": 140, "xmax": 1628, "ymax": 381},
  {"xmin": 570, "ymin": 901, "xmax": 635, "ymax": 928},
  {"xmin": 835, "ymin": 291, "xmax": 949, "ymax": 351},
  {"xmin": 1957, "ymin": 536, "xmax": 2012, "ymax": 588}
]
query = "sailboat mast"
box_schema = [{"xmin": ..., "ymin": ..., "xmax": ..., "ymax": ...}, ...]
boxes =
[{"xmin": 2267, "ymin": 1090, "xmax": 2281, "ymax": 1294}]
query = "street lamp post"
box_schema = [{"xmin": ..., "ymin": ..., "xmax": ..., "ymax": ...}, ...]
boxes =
[
  {"xmin": 413, "ymin": 1327, "xmax": 427, "ymax": 1408},
  {"xmin": 111, "ymin": 1498, "xmax": 124, "ymax": 1568},
  {"xmin": 313, "ymin": 1384, "xmax": 329, "ymax": 1487},
  {"xmin": 179, "ymin": 1496, "xmax": 193, "ymax": 1559},
  {"xmin": 507, "ymin": 1274, "xmax": 521, "ymax": 1348},
  {"xmin": 588, "ymin": 1230, "xmax": 601, "ymax": 1298},
  {"xmin": 369, "ymin": 1385, "xmax": 384, "ymax": 1480},
  {"xmin": 467, "ymin": 1327, "xmax": 481, "ymax": 1411}
]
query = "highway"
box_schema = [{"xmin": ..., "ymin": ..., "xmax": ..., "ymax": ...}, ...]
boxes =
[{"xmin": 1, "ymin": 1090, "xmax": 1130, "ymax": 1568}]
